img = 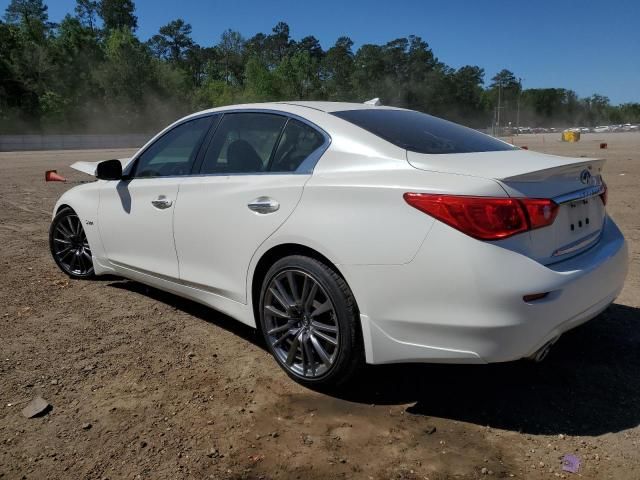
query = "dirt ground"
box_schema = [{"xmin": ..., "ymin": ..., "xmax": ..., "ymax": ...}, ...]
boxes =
[{"xmin": 0, "ymin": 133, "xmax": 639, "ymax": 480}]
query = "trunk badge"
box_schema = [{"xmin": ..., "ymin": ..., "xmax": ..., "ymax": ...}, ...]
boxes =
[{"xmin": 580, "ymin": 169, "xmax": 592, "ymax": 185}]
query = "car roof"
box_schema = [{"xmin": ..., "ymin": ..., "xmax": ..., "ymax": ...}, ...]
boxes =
[
  {"xmin": 188, "ymin": 101, "xmax": 404, "ymax": 118},
  {"xmin": 273, "ymin": 101, "xmax": 404, "ymax": 113}
]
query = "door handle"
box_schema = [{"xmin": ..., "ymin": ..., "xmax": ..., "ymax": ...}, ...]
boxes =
[
  {"xmin": 248, "ymin": 197, "xmax": 280, "ymax": 214},
  {"xmin": 151, "ymin": 195, "xmax": 173, "ymax": 209}
]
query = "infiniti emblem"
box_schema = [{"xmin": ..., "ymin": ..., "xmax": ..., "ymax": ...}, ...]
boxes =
[{"xmin": 580, "ymin": 169, "xmax": 592, "ymax": 185}]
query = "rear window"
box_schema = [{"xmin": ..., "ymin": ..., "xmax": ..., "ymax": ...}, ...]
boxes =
[{"xmin": 332, "ymin": 109, "xmax": 517, "ymax": 154}]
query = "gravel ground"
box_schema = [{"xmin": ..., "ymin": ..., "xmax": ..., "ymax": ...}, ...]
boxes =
[{"xmin": 0, "ymin": 133, "xmax": 639, "ymax": 479}]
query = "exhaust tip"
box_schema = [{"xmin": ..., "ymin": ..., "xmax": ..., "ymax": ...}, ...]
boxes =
[{"xmin": 529, "ymin": 336, "xmax": 561, "ymax": 362}]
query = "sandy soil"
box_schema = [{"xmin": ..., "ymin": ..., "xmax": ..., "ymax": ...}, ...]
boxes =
[{"xmin": 0, "ymin": 133, "xmax": 639, "ymax": 479}]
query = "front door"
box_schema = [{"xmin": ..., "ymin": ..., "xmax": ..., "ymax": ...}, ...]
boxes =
[{"xmin": 98, "ymin": 116, "xmax": 214, "ymax": 279}]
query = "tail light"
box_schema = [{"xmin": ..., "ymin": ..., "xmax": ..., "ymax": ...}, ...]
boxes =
[
  {"xmin": 600, "ymin": 181, "xmax": 608, "ymax": 206},
  {"xmin": 404, "ymin": 193, "xmax": 559, "ymax": 240}
]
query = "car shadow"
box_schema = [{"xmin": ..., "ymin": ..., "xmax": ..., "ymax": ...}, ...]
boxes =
[
  {"xmin": 341, "ymin": 303, "xmax": 640, "ymax": 436},
  {"xmin": 116, "ymin": 180, "xmax": 132, "ymax": 214},
  {"xmin": 107, "ymin": 280, "xmax": 266, "ymax": 350},
  {"xmin": 104, "ymin": 279, "xmax": 640, "ymax": 437},
  {"xmin": 87, "ymin": 274, "xmax": 122, "ymax": 282}
]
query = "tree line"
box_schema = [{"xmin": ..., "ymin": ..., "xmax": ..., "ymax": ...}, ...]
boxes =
[{"xmin": 1, "ymin": 0, "xmax": 638, "ymax": 134}]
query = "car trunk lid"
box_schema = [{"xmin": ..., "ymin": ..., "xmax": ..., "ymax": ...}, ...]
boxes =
[{"xmin": 407, "ymin": 149, "xmax": 606, "ymax": 264}]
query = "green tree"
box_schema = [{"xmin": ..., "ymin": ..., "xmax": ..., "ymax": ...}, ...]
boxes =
[
  {"xmin": 1, "ymin": 0, "xmax": 55, "ymax": 130},
  {"xmin": 296, "ymin": 35, "xmax": 323, "ymax": 61},
  {"xmin": 74, "ymin": 0, "xmax": 99, "ymax": 31},
  {"xmin": 521, "ymin": 88, "xmax": 569, "ymax": 127},
  {"xmin": 94, "ymin": 28, "xmax": 155, "ymax": 128},
  {"xmin": 98, "ymin": 0, "xmax": 137, "ymax": 31},
  {"xmin": 352, "ymin": 36, "xmax": 442, "ymax": 110},
  {"xmin": 619, "ymin": 103, "xmax": 640, "ymax": 123},
  {"xmin": 489, "ymin": 69, "xmax": 521, "ymax": 127},
  {"xmin": 275, "ymin": 51, "xmax": 318, "ymax": 99},
  {"xmin": 149, "ymin": 18, "xmax": 194, "ymax": 64},
  {"xmin": 445, "ymin": 65, "xmax": 485, "ymax": 126},
  {"xmin": 266, "ymin": 21, "xmax": 292, "ymax": 65},
  {"xmin": 4, "ymin": 0, "xmax": 48, "ymax": 25},
  {"xmin": 217, "ymin": 29, "xmax": 244, "ymax": 85},
  {"xmin": 490, "ymin": 69, "xmax": 518, "ymax": 89},
  {"xmin": 582, "ymin": 94, "xmax": 611, "ymax": 126},
  {"xmin": 46, "ymin": 14, "xmax": 103, "ymax": 129},
  {"xmin": 352, "ymin": 43, "xmax": 383, "ymax": 100},
  {"xmin": 564, "ymin": 89, "xmax": 580, "ymax": 125},
  {"xmin": 0, "ymin": 3, "xmax": 635, "ymax": 135},
  {"xmin": 244, "ymin": 32, "xmax": 268, "ymax": 65},
  {"xmin": 323, "ymin": 36, "xmax": 354, "ymax": 100},
  {"xmin": 4, "ymin": 0, "xmax": 50, "ymax": 41},
  {"xmin": 184, "ymin": 45, "xmax": 216, "ymax": 87},
  {"xmin": 0, "ymin": 20, "xmax": 37, "ymax": 131},
  {"xmin": 244, "ymin": 56, "xmax": 279, "ymax": 101}
]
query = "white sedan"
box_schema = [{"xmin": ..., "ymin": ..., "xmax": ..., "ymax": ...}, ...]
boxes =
[{"xmin": 49, "ymin": 102, "xmax": 628, "ymax": 387}]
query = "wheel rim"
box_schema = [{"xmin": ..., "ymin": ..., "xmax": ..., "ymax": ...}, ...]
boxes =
[
  {"xmin": 52, "ymin": 213, "xmax": 93, "ymax": 276},
  {"xmin": 263, "ymin": 269, "xmax": 339, "ymax": 379}
]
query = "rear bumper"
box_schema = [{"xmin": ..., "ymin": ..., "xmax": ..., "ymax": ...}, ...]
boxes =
[{"xmin": 344, "ymin": 216, "xmax": 628, "ymax": 364}]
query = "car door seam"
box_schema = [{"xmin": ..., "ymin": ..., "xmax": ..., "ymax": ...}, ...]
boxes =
[{"xmin": 172, "ymin": 182, "xmax": 182, "ymax": 279}]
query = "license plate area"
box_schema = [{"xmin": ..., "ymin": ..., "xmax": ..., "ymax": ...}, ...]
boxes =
[
  {"xmin": 567, "ymin": 198, "xmax": 596, "ymax": 233},
  {"xmin": 552, "ymin": 197, "xmax": 604, "ymax": 257}
]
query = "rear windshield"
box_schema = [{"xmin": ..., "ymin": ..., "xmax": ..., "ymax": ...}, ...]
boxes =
[{"xmin": 332, "ymin": 109, "xmax": 517, "ymax": 154}]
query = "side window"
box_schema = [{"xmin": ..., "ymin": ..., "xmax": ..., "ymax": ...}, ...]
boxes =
[
  {"xmin": 200, "ymin": 113, "xmax": 286, "ymax": 174},
  {"xmin": 133, "ymin": 116, "xmax": 212, "ymax": 178},
  {"xmin": 270, "ymin": 119, "xmax": 326, "ymax": 172}
]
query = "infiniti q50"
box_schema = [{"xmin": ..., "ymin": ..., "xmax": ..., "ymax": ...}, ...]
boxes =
[{"xmin": 49, "ymin": 102, "xmax": 628, "ymax": 387}]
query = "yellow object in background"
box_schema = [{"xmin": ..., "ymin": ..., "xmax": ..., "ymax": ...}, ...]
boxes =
[{"xmin": 562, "ymin": 130, "xmax": 581, "ymax": 142}]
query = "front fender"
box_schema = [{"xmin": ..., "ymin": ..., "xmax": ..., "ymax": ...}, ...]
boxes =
[{"xmin": 52, "ymin": 183, "xmax": 114, "ymax": 275}]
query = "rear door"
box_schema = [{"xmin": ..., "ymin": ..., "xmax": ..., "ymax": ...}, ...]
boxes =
[
  {"xmin": 174, "ymin": 112, "xmax": 328, "ymax": 303},
  {"xmin": 98, "ymin": 116, "xmax": 214, "ymax": 279}
]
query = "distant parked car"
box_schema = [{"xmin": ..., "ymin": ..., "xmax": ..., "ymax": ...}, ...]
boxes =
[
  {"xmin": 593, "ymin": 126, "xmax": 610, "ymax": 133},
  {"xmin": 49, "ymin": 101, "xmax": 629, "ymax": 387}
]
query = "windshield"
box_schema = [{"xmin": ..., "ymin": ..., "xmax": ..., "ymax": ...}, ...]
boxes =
[{"xmin": 332, "ymin": 109, "xmax": 517, "ymax": 154}]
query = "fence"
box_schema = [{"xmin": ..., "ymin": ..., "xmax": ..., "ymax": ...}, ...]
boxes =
[{"xmin": 0, "ymin": 134, "xmax": 151, "ymax": 152}]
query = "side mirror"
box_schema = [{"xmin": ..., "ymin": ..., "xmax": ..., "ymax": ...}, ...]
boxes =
[{"xmin": 96, "ymin": 159, "xmax": 123, "ymax": 181}]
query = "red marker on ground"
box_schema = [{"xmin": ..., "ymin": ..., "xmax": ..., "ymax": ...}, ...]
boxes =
[{"xmin": 45, "ymin": 170, "xmax": 66, "ymax": 182}]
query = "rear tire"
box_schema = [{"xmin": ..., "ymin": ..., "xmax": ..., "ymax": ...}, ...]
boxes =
[
  {"xmin": 259, "ymin": 255, "xmax": 363, "ymax": 389},
  {"xmin": 49, "ymin": 207, "xmax": 95, "ymax": 279}
]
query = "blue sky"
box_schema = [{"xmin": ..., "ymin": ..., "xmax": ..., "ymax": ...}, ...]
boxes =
[{"xmin": 3, "ymin": 0, "xmax": 639, "ymax": 104}]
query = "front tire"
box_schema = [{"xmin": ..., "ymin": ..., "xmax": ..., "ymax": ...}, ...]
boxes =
[
  {"xmin": 49, "ymin": 207, "xmax": 95, "ymax": 279},
  {"xmin": 259, "ymin": 255, "xmax": 363, "ymax": 389}
]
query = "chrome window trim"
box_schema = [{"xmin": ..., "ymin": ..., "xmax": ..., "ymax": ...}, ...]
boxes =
[
  {"xmin": 123, "ymin": 108, "xmax": 331, "ymax": 180},
  {"xmin": 552, "ymin": 184, "xmax": 605, "ymax": 205}
]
